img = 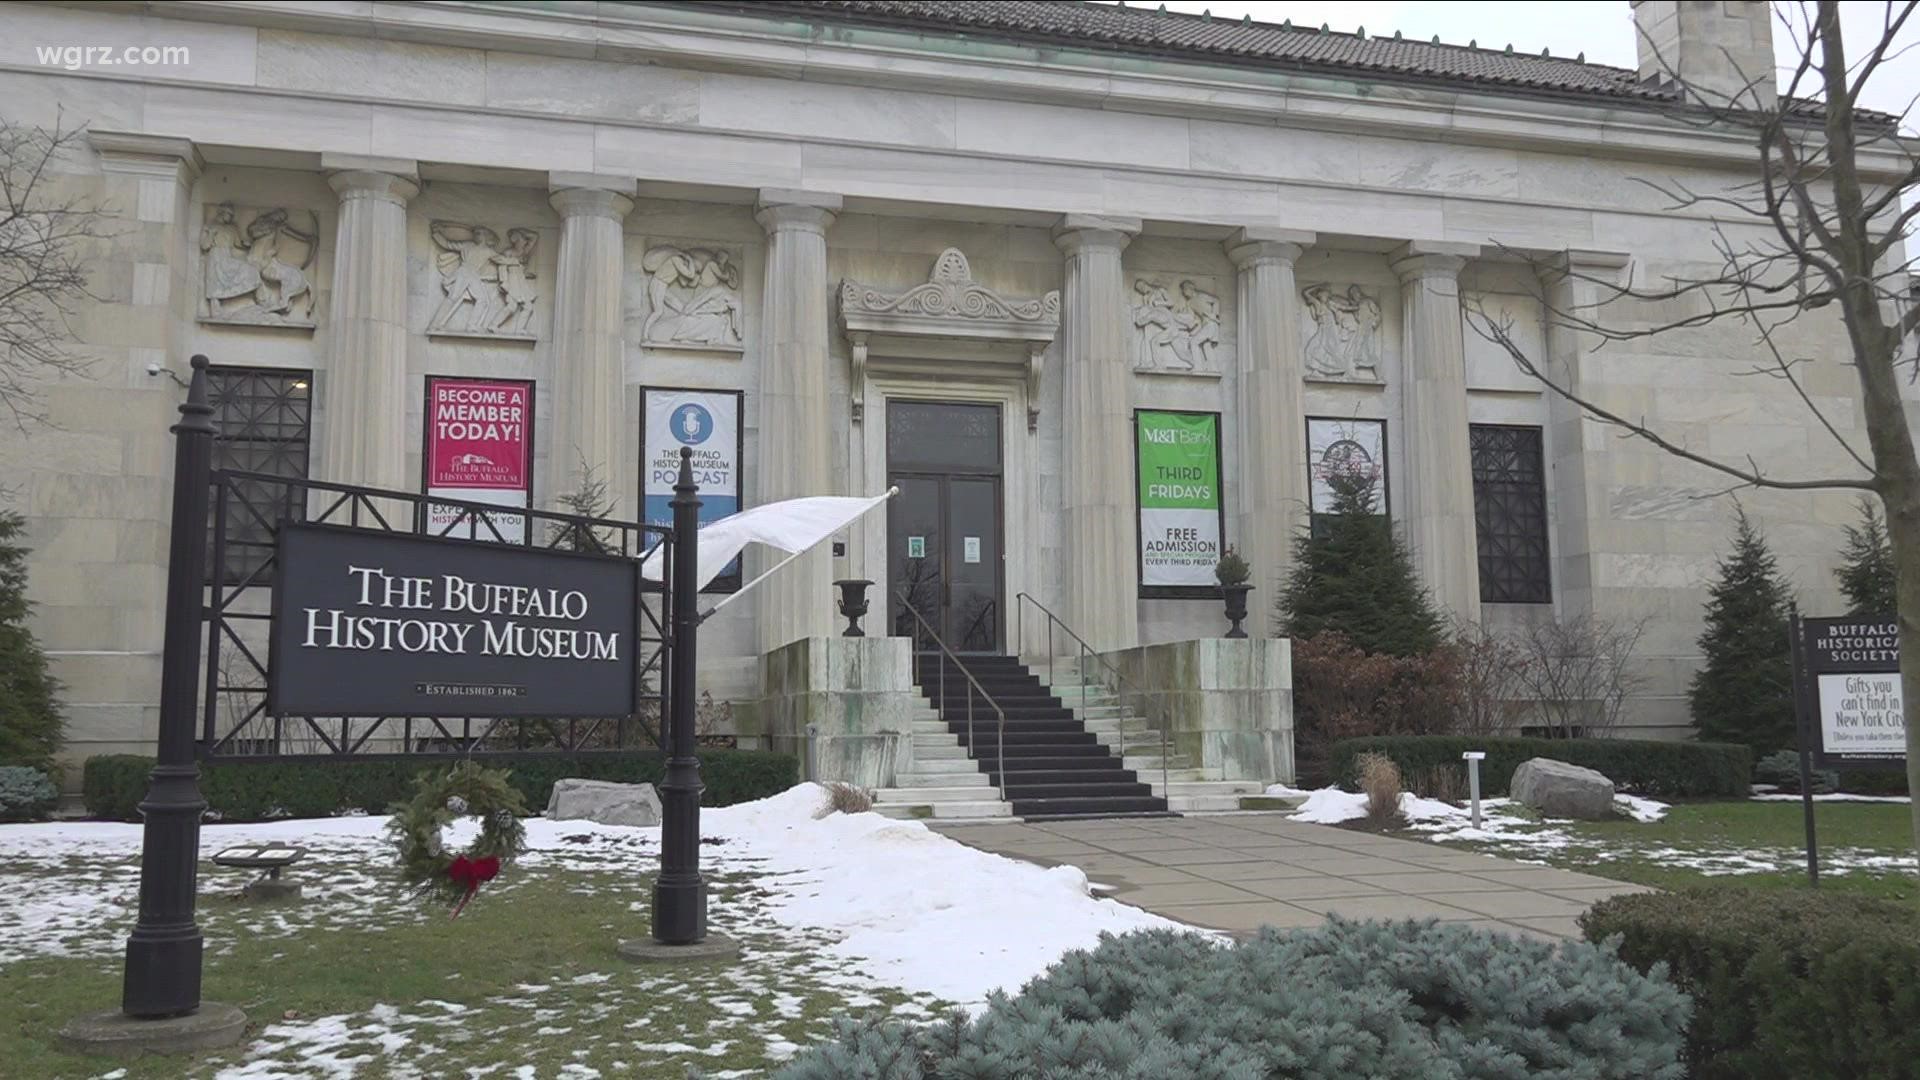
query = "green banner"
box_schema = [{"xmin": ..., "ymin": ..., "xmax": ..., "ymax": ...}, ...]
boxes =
[{"xmin": 1136, "ymin": 411, "xmax": 1222, "ymax": 589}]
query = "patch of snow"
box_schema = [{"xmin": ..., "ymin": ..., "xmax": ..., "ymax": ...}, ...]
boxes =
[{"xmin": 1280, "ymin": 785, "xmax": 1666, "ymax": 829}]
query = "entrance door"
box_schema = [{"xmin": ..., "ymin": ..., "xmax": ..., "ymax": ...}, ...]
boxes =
[{"xmin": 885, "ymin": 401, "xmax": 1003, "ymax": 653}]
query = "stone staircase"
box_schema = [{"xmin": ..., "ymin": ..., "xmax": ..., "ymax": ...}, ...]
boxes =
[
  {"xmin": 1039, "ymin": 670, "xmax": 1267, "ymax": 813},
  {"xmin": 874, "ymin": 654, "xmax": 1174, "ymax": 821}
]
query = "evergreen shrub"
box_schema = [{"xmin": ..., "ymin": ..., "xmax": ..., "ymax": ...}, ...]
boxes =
[
  {"xmin": 0, "ymin": 765, "xmax": 57, "ymax": 821},
  {"xmin": 1751, "ymin": 749, "xmax": 1836, "ymax": 794},
  {"xmin": 81, "ymin": 749, "xmax": 797, "ymax": 821},
  {"xmin": 1277, "ymin": 465, "xmax": 1445, "ymax": 657},
  {"xmin": 1329, "ymin": 735, "xmax": 1751, "ymax": 798},
  {"xmin": 1689, "ymin": 509, "xmax": 1796, "ymax": 756},
  {"xmin": 1581, "ymin": 888, "xmax": 1920, "ymax": 1080},
  {"xmin": 0, "ymin": 512, "xmax": 63, "ymax": 772},
  {"xmin": 777, "ymin": 920, "xmax": 1688, "ymax": 1079}
]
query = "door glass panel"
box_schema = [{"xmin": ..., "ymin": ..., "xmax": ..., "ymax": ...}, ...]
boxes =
[
  {"xmin": 946, "ymin": 477, "xmax": 1000, "ymax": 651},
  {"xmin": 887, "ymin": 401, "xmax": 1001, "ymax": 472},
  {"xmin": 887, "ymin": 475, "xmax": 942, "ymax": 650}
]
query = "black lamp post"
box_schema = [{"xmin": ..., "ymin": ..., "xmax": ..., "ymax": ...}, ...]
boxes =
[
  {"xmin": 652, "ymin": 447, "xmax": 706, "ymax": 944},
  {"xmin": 834, "ymin": 579, "xmax": 873, "ymax": 637},
  {"xmin": 123, "ymin": 355, "xmax": 216, "ymax": 1018}
]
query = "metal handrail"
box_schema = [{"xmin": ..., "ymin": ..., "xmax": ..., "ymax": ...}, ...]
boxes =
[
  {"xmin": 1013, "ymin": 592, "xmax": 1172, "ymax": 807},
  {"xmin": 895, "ymin": 591, "xmax": 1009, "ymax": 803}
]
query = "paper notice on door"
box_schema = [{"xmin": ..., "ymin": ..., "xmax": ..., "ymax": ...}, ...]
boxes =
[
  {"xmin": 907, "ymin": 536, "xmax": 926, "ymax": 558},
  {"xmin": 963, "ymin": 536, "xmax": 981, "ymax": 564}
]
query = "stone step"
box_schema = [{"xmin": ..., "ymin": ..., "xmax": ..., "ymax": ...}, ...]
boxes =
[
  {"xmin": 905, "ymin": 755, "xmax": 980, "ymax": 774},
  {"xmin": 893, "ymin": 770, "xmax": 990, "ymax": 788},
  {"xmin": 873, "ymin": 785, "xmax": 997, "ymax": 803},
  {"xmin": 911, "ymin": 742, "xmax": 970, "ymax": 761},
  {"xmin": 1122, "ymin": 755, "xmax": 1195, "ymax": 773},
  {"xmin": 873, "ymin": 799, "xmax": 1014, "ymax": 821},
  {"xmin": 1148, "ymin": 780, "xmax": 1264, "ymax": 797}
]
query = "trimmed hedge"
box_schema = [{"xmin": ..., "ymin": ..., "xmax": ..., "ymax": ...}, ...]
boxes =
[
  {"xmin": 1329, "ymin": 735, "xmax": 1752, "ymax": 798},
  {"xmin": 780, "ymin": 920, "xmax": 1688, "ymax": 1078},
  {"xmin": 82, "ymin": 750, "xmax": 798, "ymax": 822},
  {"xmin": 1581, "ymin": 888, "xmax": 1920, "ymax": 1080}
]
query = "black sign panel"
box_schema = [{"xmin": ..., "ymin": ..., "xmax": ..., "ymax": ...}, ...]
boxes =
[
  {"xmin": 1794, "ymin": 615, "xmax": 1906, "ymax": 767},
  {"xmin": 270, "ymin": 524, "xmax": 638, "ymax": 718}
]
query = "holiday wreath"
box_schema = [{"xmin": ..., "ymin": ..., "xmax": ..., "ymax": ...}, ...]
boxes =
[{"xmin": 386, "ymin": 760, "xmax": 529, "ymax": 917}]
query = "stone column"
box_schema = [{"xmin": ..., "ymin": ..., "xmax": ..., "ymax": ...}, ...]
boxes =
[
  {"xmin": 1053, "ymin": 214, "xmax": 1141, "ymax": 652},
  {"xmin": 546, "ymin": 174, "xmax": 637, "ymax": 517},
  {"xmin": 1226, "ymin": 227, "xmax": 1315, "ymax": 629},
  {"xmin": 1544, "ymin": 250, "xmax": 1632, "ymax": 619},
  {"xmin": 754, "ymin": 190, "xmax": 842, "ymax": 654},
  {"xmin": 320, "ymin": 155, "xmax": 418, "ymax": 490},
  {"xmin": 1391, "ymin": 240, "xmax": 1483, "ymax": 625}
]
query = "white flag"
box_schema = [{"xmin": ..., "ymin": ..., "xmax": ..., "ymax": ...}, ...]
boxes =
[{"xmin": 641, "ymin": 492, "xmax": 893, "ymax": 592}]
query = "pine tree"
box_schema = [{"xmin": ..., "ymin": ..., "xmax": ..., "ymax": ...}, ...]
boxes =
[
  {"xmin": 1277, "ymin": 464, "xmax": 1444, "ymax": 657},
  {"xmin": 1688, "ymin": 507, "xmax": 1795, "ymax": 756},
  {"xmin": 1835, "ymin": 496, "xmax": 1897, "ymax": 617},
  {"xmin": 0, "ymin": 512, "xmax": 62, "ymax": 771}
]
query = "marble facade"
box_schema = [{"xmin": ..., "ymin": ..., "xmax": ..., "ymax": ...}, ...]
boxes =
[{"xmin": 0, "ymin": 0, "xmax": 1905, "ymax": 775}]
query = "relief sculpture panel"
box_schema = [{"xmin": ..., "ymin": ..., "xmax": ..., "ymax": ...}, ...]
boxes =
[
  {"xmin": 640, "ymin": 244, "xmax": 744, "ymax": 350},
  {"xmin": 427, "ymin": 221, "xmax": 540, "ymax": 338},
  {"xmin": 1301, "ymin": 283, "xmax": 1385, "ymax": 383},
  {"xmin": 1129, "ymin": 276, "xmax": 1224, "ymax": 376},
  {"xmin": 199, "ymin": 203, "xmax": 320, "ymax": 327}
]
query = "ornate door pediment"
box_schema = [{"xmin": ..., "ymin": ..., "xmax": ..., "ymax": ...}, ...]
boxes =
[{"xmin": 838, "ymin": 248, "xmax": 1059, "ymax": 430}]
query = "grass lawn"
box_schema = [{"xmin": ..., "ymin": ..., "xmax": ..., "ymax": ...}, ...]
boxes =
[
  {"xmin": 0, "ymin": 820, "xmax": 952, "ymax": 1079},
  {"xmin": 1411, "ymin": 798, "xmax": 1920, "ymax": 902}
]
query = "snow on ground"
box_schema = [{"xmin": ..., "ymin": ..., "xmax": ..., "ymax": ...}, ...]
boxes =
[
  {"xmin": 0, "ymin": 784, "xmax": 1178, "ymax": 1007},
  {"xmin": 1264, "ymin": 783, "xmax": 1667, "ymax": 829},
  {"xmin": 1260, "ymin": 783, "xmax": 1915, "ymax": 878}
]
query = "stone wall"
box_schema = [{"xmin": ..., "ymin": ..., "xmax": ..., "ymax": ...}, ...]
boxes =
[
  {"xmin": 752, "ymin": 636, "xmax": 918, "ymax": 789},
  {"xmin": 1100, "ymin": 638, "xmax": 1294, "ymax": 784}
]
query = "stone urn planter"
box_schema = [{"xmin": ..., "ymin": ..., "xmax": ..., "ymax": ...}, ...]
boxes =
[
  {"xmin": 1220, "ymin": 584, "xmax": 1252, "ymax": 638},
  {"xmin": 834, "ymin": 578, "xmax": 873, "ymax": 637}
]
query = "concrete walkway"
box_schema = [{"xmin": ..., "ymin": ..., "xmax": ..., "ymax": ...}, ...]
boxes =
[{"xmin": 931, "ymin": 813, "xmax": 1650, "ymax": 940}]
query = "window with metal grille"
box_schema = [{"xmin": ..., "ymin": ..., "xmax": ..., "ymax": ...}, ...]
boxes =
[
  {"xmin": 1470, "ymin": 424, "xmax": 1551, "ymax": 604},
  {"xmin": 207, "ymin": 367, "xmax": 312, "ymax": 584}
]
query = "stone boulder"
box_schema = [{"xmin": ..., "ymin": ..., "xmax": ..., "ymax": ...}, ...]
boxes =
[
  {"xmin": 545, "ymin": 779, "xmax": 662, "ymax": 827},
  {"xmin": 1509, "ymin": 758, "xmax": 1617, "ymax": 820}
]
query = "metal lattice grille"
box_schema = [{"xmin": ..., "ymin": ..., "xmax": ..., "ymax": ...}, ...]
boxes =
[
  {"xmin": 1470, "ymin": 424, "xmax": 1551, "ymax": 604},
  {"xmin": 208, "ymin": 367, "xmax": 311, "ymax": 584}
]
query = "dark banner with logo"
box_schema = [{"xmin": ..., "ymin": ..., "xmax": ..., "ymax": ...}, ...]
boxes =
[{"xmin": 269, "ymin": 524, "xmax": 638, "ymax": 718}]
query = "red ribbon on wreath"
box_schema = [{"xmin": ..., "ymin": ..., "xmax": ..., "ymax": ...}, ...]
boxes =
[{"xmin": 446, "ymin": 854, "xmax": 501, "ymax": 919}]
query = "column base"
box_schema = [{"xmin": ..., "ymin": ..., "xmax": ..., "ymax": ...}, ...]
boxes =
[
  {"xmin": 616, "ymin": 933, "xmax": 740, "ymax": 965},
  {"xmin": 58, "ymin": 1002, "xmax": 248, "ymax": 1057}
]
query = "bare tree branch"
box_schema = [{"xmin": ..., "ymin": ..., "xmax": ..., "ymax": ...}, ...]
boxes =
[{"xmin": 0, "ymin": 114, "xmax": 112, "ymax": 429}]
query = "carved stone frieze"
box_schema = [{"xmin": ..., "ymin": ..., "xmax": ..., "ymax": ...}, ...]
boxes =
[
  {"xmin": 199, "ymin": 202, "xmax": 320, "ymax": 328},
  {"xmin": 1301, "ymin": 283, "xmax": 1385, "ymax": 383},
  {"xmin": 427, "ymin": 220, "xmax": 540, "ymax": 339},
  {"xmin": 1129, "ymin": 275, "xmax": 1224, "ymax": 376},
  {"xmin": 640, "ymin": 244, "xmax": 744, "ymax": 350}
]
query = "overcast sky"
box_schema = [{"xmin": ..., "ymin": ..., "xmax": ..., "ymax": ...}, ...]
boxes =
[{"xmin": 1106, "ymin": 1, "xmax": 1920, "ymax": 123}]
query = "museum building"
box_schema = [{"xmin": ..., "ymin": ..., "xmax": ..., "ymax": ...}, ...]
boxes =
[{"xmin": 0, "ymin": 1, "xmax": 1898, "ymax": 811}]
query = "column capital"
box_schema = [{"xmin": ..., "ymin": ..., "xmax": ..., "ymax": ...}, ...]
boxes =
[
  {"xmin": 550, "ymin": 185, "xmax": 635, "ymax": 221},
  {"xmin": 1226, "ymin": 226, "xmax": 1315, "ymax": 268},
  {"xmin": 88, "ymin": 130, "xmax": 202, "ymax": 180},
  {"xmin": 1052, "ymin": 214, "xmax": 1140, "ymax": 255},
  {"xmin": 755, "ymin": 189, "xmax": 842, "ymax": 235},
  {"xmin": 1390, "ymin": 240, "xmax": 1479, "ymax": 283},
  {"xmin": 326, "ymin": 167, "xmax": 419, "ymax": 206}
]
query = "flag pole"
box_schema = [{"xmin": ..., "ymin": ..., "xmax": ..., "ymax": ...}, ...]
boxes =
[{"xmin": 697, "ymin": 487, "xmax": 898, "ymax": 623}]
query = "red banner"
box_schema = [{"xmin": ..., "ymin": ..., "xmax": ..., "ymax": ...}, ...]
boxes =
[{"xmin": 427, "ymin": 378, "xmax": 530, "ymax": 491}]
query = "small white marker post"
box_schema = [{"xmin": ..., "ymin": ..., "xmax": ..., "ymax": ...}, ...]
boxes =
[{"xmin": 1463, "ymin": 751, "xmax": 1487, "ymax": 829}]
